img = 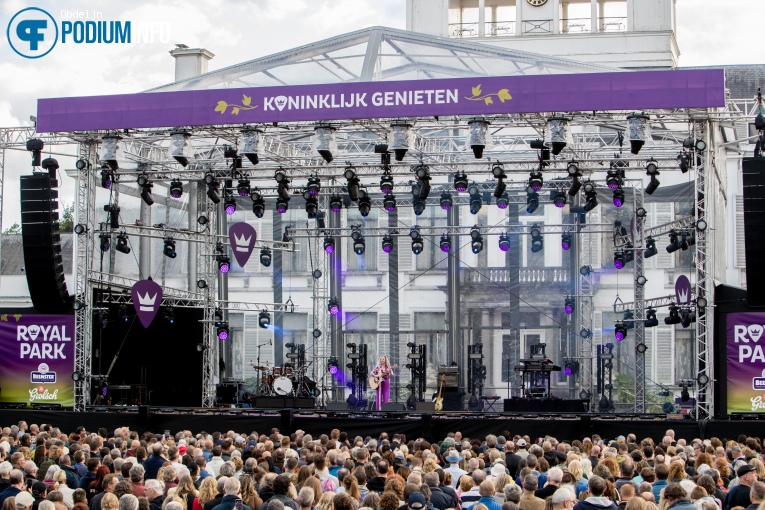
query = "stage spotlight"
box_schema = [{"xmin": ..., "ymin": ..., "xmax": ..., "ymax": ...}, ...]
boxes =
[
  {"xmin": 561, "ymin": 233, "xmax": 572, "ymax": 251},
  {"xmin": 411, "ymin": 233, "xmax": 424, "ymax": 255},
  {"xmin": 353, "ymin": 236, "xmax": 366, "ymax": 255},
  {"xmin": 276, "ymin": 197, "xmax": 289, "ymax": 214},
  {"xmin": 235, "ymin": 178, "xmax": 251, "ymax": 197},
  {"xmin": 163, "ymin": 238, "xmax": 176, "ymax": 259},
  {"xmin": 469, "ymin": 187, "xmax": 482, "ymax": 215},
  {"xmin": 530, "ymin": 224, "xmax": 544, "ymax": 253},
  {"xmin": 168, "ymin": 179, "xmax": 183, "ymax": 199},
  {"xmin": 565, "ymin": 296, "xmax": 575, "ymax": 315},
  {"xmin": 357, "ymin": 189, "xmax": 372, "ymax": 217},
  {"xmin": 324, "ymin": 237, "xmax": 335, "ymax": 254},
  {"xmin": 74, "ymin": 224, "xmax": 87, "ymax": 235},
  {"xmin": 492, "ymin": 192, "xmax": 508, "ymax": 209},
  {"xmin": 251, "ymin": 192, "xmax": 265, "ymax": 218},
  {"xmin": 498, "ymin": 233, "xmax": 511, "ymax": 252},
  {"xmin": 415, "ymin": 165, "xmax": 431, "ymax": 199},
  {"xmin": 666, "ymin": 230, "xmax": 682, "ymax": 253},
  {"xmin": 218, "ymin": 255, "xmax": 230, "ymax": 273},
  {"xmin": 492, "ymin": 163, "xmax": 507, "ymax": 197},
  {"xmin": 330, "ymin": 195, "xmax": 342, "ymax": 213},
  {"xmin": 380, "ymin": 171, "xmax": 393, "ymax": 194},
  {"xmin": 614, "ymin": 251, "xmax": 625, "ymax": 269},
  {"xmin": 564, "ymin": 360, "xmax": 579, "ymax": 377},
  {"xmin": 467, "ymin": 118, "xmax": 490, "ymax": 158},
  {"xmin": 75, "ymin": 159, "xmax": 89, "ymax": 170},
  {"xmin": 327, "ymin": 356, "xmax": 340, "ymax": 375},
  {"xmin": 637, "ymin": 275, "xmax": 647, "ymax": 286},
  {"xmin": 698, "ymin": 373, "xmax": 710, "ymax": 386},
  {"xmin": 470, "ymin": 226, "xmax": 483, "ymax": 254},
  {"xmin": 454, "ymin": 171, "xmax": 469, "ymax": 192},
  {"xmin": 440, "ymin": 234, "xmax": 452, "ymax": 253},
  {"xmin": 606, "ymin": 168, "xmax": 622, "ymax": 189},
  {"xmin": 567, "ymin": 162, "xmax": 582, "ymax": 196},
  {"xmin": 627, "ymin": 113, "xmax": 649, "ymax": 155},
  {"xmin": 582, "ymin": 182, "xmax": 598, "ymax": 212},
  {"xmin": 678, "ymin": 152, "xmax": 690, "ymax": 173},
  {"xmin": 137, "ymin": 174, "xmax": 154, "ymax": 206},
  {"xmin": 240, "ymin": 128, "xmax": 261, "ymax": 165},
  {"xmin": 644, "ymin": 237, "xmax": 658, "ymax": 258},
  {"xmin": 328, "ymin": 297, "xmax": 340, "ymax": 315},
  {"xmin": 665, "ymin": 305, "xmax": 682, "ymax": 325},
  {"xmin": 260, "ymin": 247, "xmax": 272, "ymax": 267},
  {"xmin": 224, "ymin": 195, "xmax": 236, "ymax": 215},
  {"xmin": 304, "ymin": 192, "xmax": 318, "ymax": 218},
  {"xmin": 306, "ymin": 176, "xmax": 321, "ymax": 196},
  {"xmin": 440, "ymin": 192, "xmax": 453, "ymax": 211},
  {"xmin": 680, "ymin": 307, "xmax": 696, "ymax": 328},
  {"xmin": 612, "ymin": 187, "xmax": 625, "ymax": 208},
  {"xmin": 645, "ymin": 308, "xmax": 659, "ymax": 328},
  {"xmin": 100, "ymin": 134, "xmax": 122, "ymax": 170},
  {"xmin": 382, "ymin": 235, "xmax": 394, "ymax": 253},
  {"xmin": 344, "ymin": 166, "xmax": 360, "ymax": 202},
  {"xmin": 614, "ymin": 321, "xmax": 628, "ymax": 341},
  {"xmin": 548, "ymin": 117, "xmax": 570, "ymax": 155},
  {"xmin": 259, "ymin": 309, "xmax": 271, "ymax": 328},
  {"xmin": 204, "ymin": 173, "xmax": 220, "ymax": 204},
  {"xmin": 100, "ymin": 166, "xmax": 114, "ymax": 189},
  {"xmin": 552, "ymin": 190, "xmax": 567, "ymax": 208},
  {"xmin": 390, "ymin": 122, "xmax": 413, "ymax": 161},
  {"xmin": 680, "ymin": 384, "xmax": 690, "ymax": 402},
  {"xmin": 99, "ymin": 233, "xmax": 110, "ymax": 252},
  {"xmin": 116, "ymin": 233, "xmax": 131, "ymax": 254},
  {"xmin": 695, "ymin": 139, "xmax": 707, "ymax": 152},
  {"xmin": 529, "ymin": 171, "xmax": 543, "ymax": 191},
  {"xmin": 526, "ymin": 191, "xmax": 539, "ymax": 214},
  {"xmin": 413, "ymin": 198, "xmax": 426, "ymax": 216},
  {"xmin": 314, "ymin": 125, "xmax": 337, "ymax": 163},
  {"xmin": 645, "ymin": 159, "xmax": 660, "ymax": 195},
  {"xmin": 170, "ymin": 131, "xmax": 192, "ymax": 166}
]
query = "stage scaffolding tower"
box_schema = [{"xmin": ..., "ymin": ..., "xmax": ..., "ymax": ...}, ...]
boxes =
[{"xmin": 695, "ymin": 120, "xmax": 713, "ymax": 419}]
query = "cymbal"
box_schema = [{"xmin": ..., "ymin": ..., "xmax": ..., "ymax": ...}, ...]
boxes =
[{"xmin": 250, "ymin": 365, "xmax": 270, "ymax": 371}]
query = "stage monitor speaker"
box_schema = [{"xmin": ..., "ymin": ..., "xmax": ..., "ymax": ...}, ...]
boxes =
[
  {"xmin": 442, "ymin": 390, "xmax": 463, "ymax": 411},
  {"xmin": 20, "ymin": 174, "xmax": 69, "ymax": 313},
  {"xmin": 381, "ymin": 403, "xmax": 406, "ymax": 412},
  {"xmin": 415, "ymin": 401, "xmax": 436, "ymax": 412},
  {"xmin": 325, "ymin": 402, "xmax": 349, "ymax": 411},
  {"xmin": 291, "ymin": 397, "xmax": 315, "ymax": 409},
  {"xmin": 215, "ymin": 384, "xmax": 238, "ymax": 405},
  {"xmin": 743, "ymin": 158, "xmax": 765, "ymax": 306}
]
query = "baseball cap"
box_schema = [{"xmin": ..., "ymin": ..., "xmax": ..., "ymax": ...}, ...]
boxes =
[
  {"xmin": 738, "ymin": 465, "xmax": 756, "ymax": 477},
  {"xmin": 15, "ymin": 492, "xmax": 34, "ymax": 509},
  {"xmin": 517, "ymin": 439, "xmax": 527, "ymax": 447},
  {"xmin": 409, "ymin": 492, "xmax": 426, "ymax": 509}
]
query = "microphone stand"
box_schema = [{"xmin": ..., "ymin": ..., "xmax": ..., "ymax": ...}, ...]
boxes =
[{"xmin": 255, "ymin": 341, "xmax": 270, "ymax": 396}]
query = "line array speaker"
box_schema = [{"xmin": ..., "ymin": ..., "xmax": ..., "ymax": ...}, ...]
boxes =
[{"xmin": 20, "ymin": 174, "xmax": 69, "ymax": 313}]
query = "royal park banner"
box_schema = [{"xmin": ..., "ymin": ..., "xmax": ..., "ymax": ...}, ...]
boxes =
[
  {"xmin": 727, "ymin": 312, "xmax": 765, "ymax": 414},
  {"xmin": 35, "ymin": 69, "xmax": 725, "ymax": 133},
  {"xmin": 0, "ymin": 314, "xmax": 75, "ymax": 408}
]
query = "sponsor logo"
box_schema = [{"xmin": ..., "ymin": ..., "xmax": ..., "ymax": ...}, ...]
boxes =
[
  {"xmin": 29, "ymin": 387, "xmax": 59, "ymax": 402},
  {"xmin": 137, "ymin": 292, "xmax": 157, "ymax": 312},
  {"xmin": 31, "ymin": 362, "xmax": 56, "ymax": 384}
]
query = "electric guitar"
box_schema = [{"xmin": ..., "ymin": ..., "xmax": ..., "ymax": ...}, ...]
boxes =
[
  {"xmin": 435, "ymin": 374, "xmax": 445, "ymax": 411},
  {"xmin": 369, "ymin": 365, "xmax": 397, "ymax": 389}
]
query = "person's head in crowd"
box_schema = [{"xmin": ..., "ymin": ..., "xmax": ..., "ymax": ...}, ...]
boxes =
[
  {"xmin": 118, "ymin": 495, "xmax": 139, "ymax": 510},
  {"xmin": 654, "ymin": 463, "xmax": 669, "ymax": 481},
  {"xmin": 738, "ymin": 465, "xmax": 758, "ymax": 487},
  {"xmin": 587, "ymin": 476, "xmax": 606, "ymax": 497},
  {"xmin": 38, "ymin": 502, "xmax": 55, "ymax": 510},
  {"xmin": 333, "ymin": 493, "xmax": 353, "ymax": 510},
  {"xmin": 479, "ymin": 480, "xmax": 496, "ymax": 498},
  {"xmin": 662, "ymin": 484, "xmax": 687, "ymax": 506},
  {"xmin": 551, "ymin": 487, "xmax": 576, "ymax": 510},
  {"xmin": 619, "ymin": 483, "xmax": 635, "ymax": 503},
  {"xmin": 407, "ymin": 492, "xmax": 426, "ymax": 510},
  {"xmin": 143, "ymin": 480, "xmax": 163, "ymax": 502},
  {"xmin": 316, "ymin": 492, "xmax": 335, "ymax": 510},
  {"xmin": 505, "ymin": 484, "xmax": 522, "ymax": 504},
  {"xmin": 16, "ymin": 492, "xmax": 35, "ymax": 510},
  {"xmin": 362, "ymin": 493, "xmax": 379, "ymax": 510},
  {"xmin": 298, "ymin": 487, "xmax": 315, "ymax": 510},
  {"xmin": 522, "ymin": 474, "xmax": 538, "ymax": 494}
]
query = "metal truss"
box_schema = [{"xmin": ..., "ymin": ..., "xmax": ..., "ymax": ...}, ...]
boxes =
[
  {"xmin": 73, "ymin": 141, "xmax": 98, "ymax": 411},
  {"xmin": 645, "ymin": 216, "xmax": 697, "ymax": 238},
  {"xmin": 694, "ymin": 121, "xmax": 712, "ymax": 419},
  {"xmin": 633, "ymin": 185, "xmax": 646, "ymax": 412},
  {"xmin": 97, "ymin": 224, "xmax": 295, "ymax": 251},
  {"xmin": 613, "ymin": 293, "xmax": 696, "ymax": 313}
]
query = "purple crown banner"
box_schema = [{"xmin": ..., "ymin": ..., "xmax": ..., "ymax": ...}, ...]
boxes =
[
  {"xmin": 229, "ymin": 222, "xmax": 257, "ymax": 267},
  {"xmin": 675, "ymin": 275, "xmax": 692, "ymax": 305},
  {"xmin": 131, "ymin": 279, "xmax": 163, "ymax": 328}
]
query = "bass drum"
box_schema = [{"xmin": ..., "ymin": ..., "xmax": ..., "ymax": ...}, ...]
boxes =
[{"xmin": 274, "ymin": 376, "xmax": 293, "ymax": 396}]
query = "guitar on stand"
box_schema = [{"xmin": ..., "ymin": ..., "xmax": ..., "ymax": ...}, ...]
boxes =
[{"xmin": 434, "ymin": 374, "xmax": 445, "ymax": 411}]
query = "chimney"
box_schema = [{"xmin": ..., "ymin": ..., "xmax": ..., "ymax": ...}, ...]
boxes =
[{"xmin": 169, "ymin": 44, "xmax": 215, "ymax": 82}]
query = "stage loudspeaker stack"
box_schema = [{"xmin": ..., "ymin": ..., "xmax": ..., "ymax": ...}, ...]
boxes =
[
  {"xmin": 381, "ymin": 403, "xmax": 406, "ymax": 412},
  {"xmin": 20, "ymin": 174, "xmax": 69, "ymax": 313},
  {"xmin": 743, "ymin": 158, "xmax": 765, "ymax": 306}
]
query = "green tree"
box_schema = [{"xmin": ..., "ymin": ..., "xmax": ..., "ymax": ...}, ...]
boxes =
[
  {"xmin": 2, "ymin": 223, "xmax": 20, "ymax": 234},
  {"xmin": 59, "ymin": 202, "xmax": 74, "ymax": 233}
]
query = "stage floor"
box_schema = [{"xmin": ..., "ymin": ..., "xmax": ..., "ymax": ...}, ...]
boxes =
[{"xmin": 0, "ymin": 407, "xmax": 755, "ymax": 442}]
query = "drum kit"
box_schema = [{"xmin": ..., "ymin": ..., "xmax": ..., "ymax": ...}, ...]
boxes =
[{"xmin": 250, "ymin": 360, "xmax": 320, "ymax": 397}]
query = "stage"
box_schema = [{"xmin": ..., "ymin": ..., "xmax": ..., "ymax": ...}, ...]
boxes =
[{"xmin": 0, "ymin": 407, "xmax": 758, "ymax": 442}]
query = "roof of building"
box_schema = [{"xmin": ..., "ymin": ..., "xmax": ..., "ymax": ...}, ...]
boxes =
[{"xmin": 148, "ymin": 26, "xmax": 618, "ymax": 92}]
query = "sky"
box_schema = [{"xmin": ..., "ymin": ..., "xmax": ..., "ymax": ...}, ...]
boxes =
[{"xmin": 0, "ymin": 0, "xmax": 761, "ymax": 228}]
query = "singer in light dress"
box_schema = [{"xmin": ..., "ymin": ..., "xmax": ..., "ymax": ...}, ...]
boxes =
[{"xmin": 370, "ymin": 355, "xmax": 396, "ymax": 411}]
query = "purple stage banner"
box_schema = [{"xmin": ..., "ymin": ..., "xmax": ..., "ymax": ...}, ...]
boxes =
[
  {"xmin": 36, "ymin": 69, "xmax": 725, "ymax": 133},
  {"xmin": 727, "ymin": 312, "xmax": 765, "ymax": 414},
  {"xmin": 0, "ymin": 314, "xmax": 75, "ymax": 408}
]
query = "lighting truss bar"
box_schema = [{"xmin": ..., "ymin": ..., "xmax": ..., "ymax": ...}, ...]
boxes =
[
  {"xmin": 644, "ymin": 216, "xmax": 697, "ymax": 238},
  {"xmin": 98, "ymin": 224, "xmax": 295, "ymax": 251},
  {"xmin": 612, "ymin": 293, "xmax": 696, "ymax": 313},
  {"xmin": 289, "ymin": 223, "xmax": 614, "ymax": 239}
]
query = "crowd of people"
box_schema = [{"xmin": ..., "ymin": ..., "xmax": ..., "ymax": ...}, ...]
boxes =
[{"xmin": 0, "ymin": 423, "xmax": 758, "ymax": 510}]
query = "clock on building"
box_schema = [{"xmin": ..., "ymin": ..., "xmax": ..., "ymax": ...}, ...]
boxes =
[{"xmin": 527, "ymin": 0, "xmax": 548, "ymax": 5}]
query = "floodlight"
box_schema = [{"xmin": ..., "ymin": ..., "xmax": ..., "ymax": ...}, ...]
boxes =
[
  {"xmin": 389, "ymin": 122, "xmax": 413, "ymax": 161},
  {"xmin": 627, "ymin": 113, "xmax": 650, "ymax": 155},
  {"xmin": 467, "ymin": 118, "xmax": 490, "ymax": 158},
  {"xmin": 170, "ymin": 131, "xmax": 193, "ymax": 167},
  {"xmin": 314, "ymin": 125, "xmax": 337, "ymax": 163},
  {"xmin": 240, "ymin": 128, "xmax": 262, "ymax": 165}
]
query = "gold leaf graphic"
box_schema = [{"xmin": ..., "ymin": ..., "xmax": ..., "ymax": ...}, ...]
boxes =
[
  {"xmin": 215, "ymin": 101, "xmax": 228, "ymax": 114},
  {"xmin": 472, "ymin": 85, "xmax": 482, "ymax": 97},
  {"xmin": 232, "ymin": 107, "xmax": 240, "ymax": 115},
  {"xmin": 498, "ymin": 89, "xmax": 512, "ymax": 102},
  {"xmin": 242, "ymin": 95, "xmax": 252, "ymax": 107},
  {"xmin": 13, "ymin": 314, "xmax": 22, "ymax": 322},
  {"xmin": 484, "ymin": 97, "xmax": 493, "ymax": 105},
  {"xmin": 0, "ymin": 315, "xmax": 7, "ymax": 322}
]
